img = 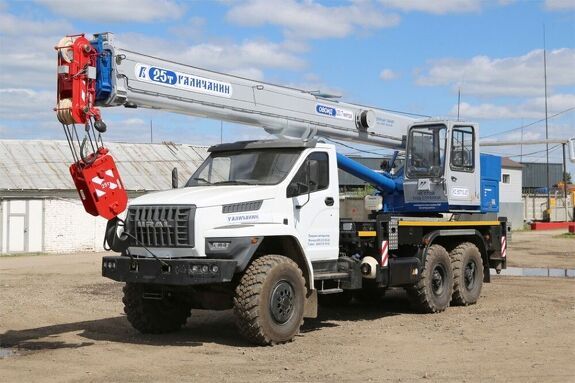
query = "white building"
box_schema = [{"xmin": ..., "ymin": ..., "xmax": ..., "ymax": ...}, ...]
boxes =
[
  {"xmin": 499, "ymin": 158, "xmax": 523, "ymax": 229},
  {"xmin": 0, "ymin": 140, "xmax": 208, "ymax": 255}
]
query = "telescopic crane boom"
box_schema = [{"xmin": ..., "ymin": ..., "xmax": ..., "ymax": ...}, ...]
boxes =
[{"xmin": 59, "ymin": 33, "xmax": 417, "ymax": 149}]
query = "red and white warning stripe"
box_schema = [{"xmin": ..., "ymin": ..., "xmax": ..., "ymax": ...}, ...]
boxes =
[
  {"xmin": 501, "ymin": 236, "xmax": 507, "ymax": 258},
  {"xmin": 380, "ymin": 240, "xmax": 389, "ymax": 267}
]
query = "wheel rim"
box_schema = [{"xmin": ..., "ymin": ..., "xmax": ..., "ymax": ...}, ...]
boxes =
[
  {"xmin": 270, "ymin": 280, "xmax": 295, "ymax": 324},
  {"xmin": 464, "ymin": 260, "xmax": 477, "ymax": 290},
  {"xmin": 431, "ymin": 264, "xmax": 446, "ymax": 296}
]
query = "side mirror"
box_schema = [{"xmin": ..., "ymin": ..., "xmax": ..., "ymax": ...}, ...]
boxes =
[
  {"xmin": 286, "ymin": 183, "xmax": 298, "ymax": 198},
  {"xmin": 171, "ymin": 167, "xmax": 178, "ymax": 189}
]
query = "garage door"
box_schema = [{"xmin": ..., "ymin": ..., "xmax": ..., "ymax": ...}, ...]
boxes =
[{"xmin": 5, "ymin": 200, "xmax": 43, "ymax": 253}]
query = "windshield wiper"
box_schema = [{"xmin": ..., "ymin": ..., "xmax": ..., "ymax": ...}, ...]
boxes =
[{"xmin": 213, "ymin": 180, "xmax": 252, "ymax": 185}]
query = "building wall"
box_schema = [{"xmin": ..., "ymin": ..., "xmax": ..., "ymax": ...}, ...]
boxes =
[
  {"xmin": 1, "ymin": 197, "xmax": 108, "ymax": 255},
  {"xmin": 499, "ymin": 202, "xmax": 524, "ymax": 230},
  {"xmin": 43, "ymin": 199, "xmax": 107, "ymax": 253},
  {"xmin": 500, "ymin": 168, "xmax": 522, "ymax": 203}
]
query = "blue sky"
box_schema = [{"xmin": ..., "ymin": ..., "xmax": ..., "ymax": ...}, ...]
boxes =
[{"xmin": 0, "ymin": 0, "xmax": 573, "ymax": 171}]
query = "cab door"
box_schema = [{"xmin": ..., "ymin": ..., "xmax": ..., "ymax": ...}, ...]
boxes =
[
  {"xmin": 287, "ymin": 150, "xmax": 339, "ymax": 262},
  {"xmin": 445, "ymin": 125, "xmax": 480, "ymax": 208}
]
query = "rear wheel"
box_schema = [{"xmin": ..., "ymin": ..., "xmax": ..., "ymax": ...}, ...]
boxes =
[
  {"xmin": 234, "ymin": 255, "xmax": 306, "ymax": 345},
  {"xmin": 450, "ymin": 242, "xmax": 483, "ymax": 306},
  {"xmin": 122, "ymin": 283, "xmax": 192, "ymax": 334},
  {"xmin": 407, "ymin": 244, "xmax": 453, "ymax": 313}
]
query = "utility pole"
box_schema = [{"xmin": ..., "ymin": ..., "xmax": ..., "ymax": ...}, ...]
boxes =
[
  {"xmin": 543, "ymin": 25, "xmax": 551, "ymax": 216},
  {"xmin": 563, "ymin": 143, "xmax": 569, "ymax": 221},
  {"xmin": 520, "ymin": 118, "xmax": 524, "ymax": 163},
  {"xmin": 457, "ymin": 88, "xmax": 461, "ymax": 121}
]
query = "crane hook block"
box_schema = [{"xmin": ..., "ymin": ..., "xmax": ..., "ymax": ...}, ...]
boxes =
[{"xmin": 69, "ymin": 147, "xmax": 128, "ymax": 220}]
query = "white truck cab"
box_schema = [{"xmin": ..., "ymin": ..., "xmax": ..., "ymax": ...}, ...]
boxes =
[{"xmin": 121, "ymin": 139, "xmax": 339, "ymax": 289}]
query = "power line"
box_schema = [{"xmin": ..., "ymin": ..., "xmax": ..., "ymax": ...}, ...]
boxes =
[
  {"xmin": 480, "ymin": 106, "xmax": 575, "ymax": 139},
  {"xmin": 508, "ymin": 144, "xmax": 561, "ymax": 158}
]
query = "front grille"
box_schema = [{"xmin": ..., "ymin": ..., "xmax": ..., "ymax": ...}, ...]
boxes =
[{"xmin": 126, "ymin": 205, "xmax": 195, "ymax": 248}]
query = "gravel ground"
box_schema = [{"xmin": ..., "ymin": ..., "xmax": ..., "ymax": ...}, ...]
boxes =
[{"xmin": 0, "ymin": 230, "xmax": 573, "ymax": 382}]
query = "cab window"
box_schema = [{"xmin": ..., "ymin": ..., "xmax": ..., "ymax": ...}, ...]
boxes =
[
  {"xmin": 450, "ymin": 126, "xmax": 474, "ymax": 171},
  {"xmin": 287, "ymin": 152, "xmax": 329, "ymax": 197}
]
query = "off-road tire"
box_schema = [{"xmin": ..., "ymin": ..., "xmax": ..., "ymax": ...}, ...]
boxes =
[
  {"xmin": 450, "ymin": 242, "xmax": 484, "ymax": 306},
  {"xmin": 407, "ymin": 244, "xmax": 453, "ymax": 313},
  {"xmin": 234, "ymin": 255, "xmax": 306, "ymax": 345},
  {"xmin": 123, "ymin": 283, "xmax": 192, "ymax": 334}
]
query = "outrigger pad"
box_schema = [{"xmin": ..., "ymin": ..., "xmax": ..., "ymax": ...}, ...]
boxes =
[{"xmin": 69, "ymin": 147, "xmax": 127, "ymax": 219}]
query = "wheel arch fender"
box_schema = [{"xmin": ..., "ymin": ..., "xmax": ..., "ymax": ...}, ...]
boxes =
[
  {"xmin": 421, "ymin": 229, "xmax": 490, "ymax": 283},
  {"xmin": 252, "ymin": 236, "xmax": 314, "ymax": 291}
]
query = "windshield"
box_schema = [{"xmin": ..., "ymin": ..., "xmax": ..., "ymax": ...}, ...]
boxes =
[
  {"xmin": 406, "ymin": 124, "xmax": 446, "ymax": 178},
  {"xmin": 186, "ymin": 149, "xmax": 302, "ymax": 187}
]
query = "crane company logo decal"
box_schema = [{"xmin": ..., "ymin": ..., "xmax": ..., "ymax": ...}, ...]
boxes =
[
  {"xmin": 135, "ymin": 63, "xmax": 233, "ymax": 98},
  {"xmin": 315, "ymin": 104, "xmax": 353, "ymax": 121},
  {"xmin": 227, "ymin": 213, "xmax": 260, "ymax": 224},
  {"xmin": 417, "ymin": 178, "xmax": 431, "ymax": 191},
  {"xmin": 91, "ymin": 169, "xmax": 120, "ymax": 198},
  {"xmin": 451, "ymin": 187, "xmax": 470, "ymax": 198}
]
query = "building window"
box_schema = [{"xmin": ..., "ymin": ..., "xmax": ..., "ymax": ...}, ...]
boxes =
[{"xmin": 502, "ymin": 174, "xmax": 510, "ymax": 184}]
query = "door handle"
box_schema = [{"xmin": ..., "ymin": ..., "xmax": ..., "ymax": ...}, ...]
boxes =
[{"xmin": 325, "ymin": 197, "xmax": 334, "ymax": 206}]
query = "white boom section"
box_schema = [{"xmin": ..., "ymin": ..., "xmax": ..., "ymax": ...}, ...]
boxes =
[
  {"xmin": 481, "ymin": 137, "xmax": 575, "ymax": 163},
  {"xmin": 97, "ymin": 34, "xmax": 416, "ymax": 149}
]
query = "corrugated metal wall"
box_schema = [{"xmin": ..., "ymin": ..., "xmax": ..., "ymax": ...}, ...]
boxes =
[{"xmin": 521, "ymin": 162, "xmax": 563, "ymax": 189}]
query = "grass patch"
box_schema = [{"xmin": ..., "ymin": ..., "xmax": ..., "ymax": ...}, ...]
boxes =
[{"xmin": 553, "ymin": 233, "xmax": 575, "ymax": 239}]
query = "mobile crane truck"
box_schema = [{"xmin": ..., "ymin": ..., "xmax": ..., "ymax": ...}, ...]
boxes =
[{"xmin": 55, "ymin": 33, "xmax": 510, "ymax": 345}]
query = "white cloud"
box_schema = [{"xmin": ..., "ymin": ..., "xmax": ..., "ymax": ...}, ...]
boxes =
[
  {"xmin": 545, "ymin": 0, "xmax": 575, "ymax": 10},
  {"xmin": 381, "ymin": 0, "xmax": 481, "ymax": 14},
  {"xmin": 168, "ymin": 17, "xmax": 206, "ymax": 41},
  {"xmin": 417, "ymin": 48, "xmax": 575, "ymax": 97},
  {"xmin": 117, "ymin": 33, "xmax": 305, "ymax": 79},
  {"xmin": 35, "ymin": 0, "xmax": 185, "ymax": 22},
  {"xmin": 450, "ymin": 94, "xmax": 575, "ymax": 120},
  {"xmin": 0, "ymin": 88, "xmax": 54, "ymax": 120},
  {"xmin": 0, "ymin": 11, "xmax": 74, "ymax": 88},
  {"xmin": 226, "ymin": 0, "xmax": 399, "ymax": 39},
  {"xmin": 379, "ymin": 69, "xmax": 398, "ymax": 80}
]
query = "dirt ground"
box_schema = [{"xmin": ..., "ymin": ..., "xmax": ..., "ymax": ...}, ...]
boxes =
[
  {"xmin": 507, "ymin": 229, "xmax": 575, "ymax": 268},
  {"xmin": 1, "ymin": 230, "xmax": 574, "ymax": 382}
]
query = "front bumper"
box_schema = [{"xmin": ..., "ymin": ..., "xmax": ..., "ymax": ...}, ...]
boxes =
[{"xmin": 102, "ymin": 256, "xmax": 237, "ymax": 286}]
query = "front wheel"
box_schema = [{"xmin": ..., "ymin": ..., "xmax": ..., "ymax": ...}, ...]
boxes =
[
  {"xmin": 407, "ymin": 244, "xmax": 453, "ymax": 313},
  {"xmin": 122, "ymin": 283, "xmax": 192, "ymax": 334},
  {"xmin": 233, "ymin": 255, "xmax": 306, "ymax": 345}
]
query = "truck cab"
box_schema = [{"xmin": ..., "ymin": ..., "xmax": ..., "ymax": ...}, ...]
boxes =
[{"xmin": 110, "ymin": 139, "xmax": 339, "ymax": 281}]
